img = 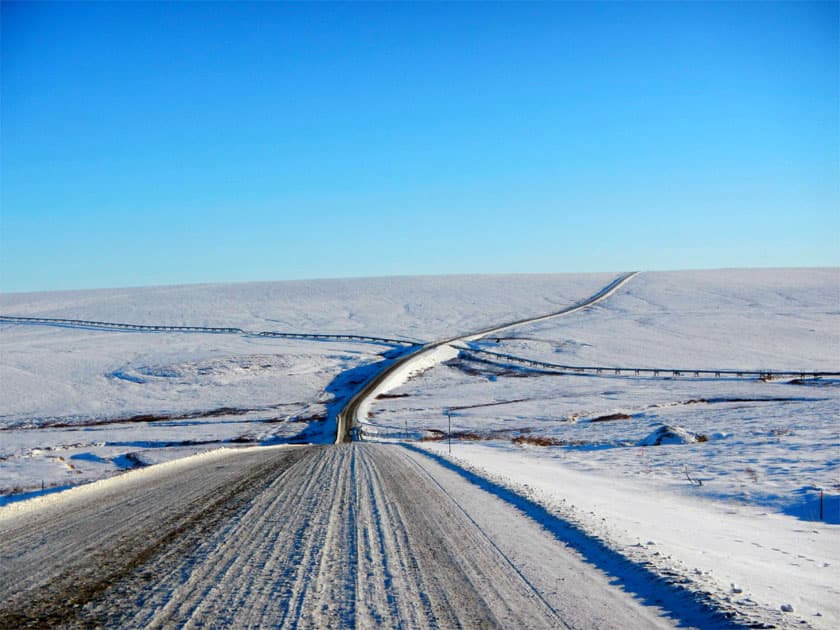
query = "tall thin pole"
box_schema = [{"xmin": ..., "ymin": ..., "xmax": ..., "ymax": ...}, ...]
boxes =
[
  {"xmin": 820, "ymin": 489, "xmax": 824, "ymax": 521},
  {"xmin": 448, "ymin": 411, "xmax": 451, "ymax": 454}
]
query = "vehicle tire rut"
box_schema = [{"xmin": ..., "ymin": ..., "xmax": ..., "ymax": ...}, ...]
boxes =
[
  {"xmin": 0, "ymin": 446, "xmax": 313, "ymax": 628},
  {"xmin": 1, "ymin": 443, "xmax": 678, "ymax": 628}
]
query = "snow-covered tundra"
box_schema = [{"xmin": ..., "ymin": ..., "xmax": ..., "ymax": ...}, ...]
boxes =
[{"xmin": 0, "ymin": 268, "xmax": 837, "ymax": 627}]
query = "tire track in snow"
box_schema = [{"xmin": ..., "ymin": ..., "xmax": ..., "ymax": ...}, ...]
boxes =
[
  {"xmin": 0, "ymin": 446, "xmax": 312, "ymax": 628},
  {"xmin": 0, "ymin": 443, "xmax": 682, "ymax": 628}
]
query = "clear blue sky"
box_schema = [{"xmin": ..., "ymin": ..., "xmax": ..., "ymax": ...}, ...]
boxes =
[{"xmin": 1, "ymin": 1, "xmax": 837, "ymax": 292}]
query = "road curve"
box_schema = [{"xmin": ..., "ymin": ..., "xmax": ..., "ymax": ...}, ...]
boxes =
[
  {"xmin": 0, "ymin": 443, "xmax": 679, "ymax": 629},
  {"xmin": 336, "ymin": 272, "xmax": 638, "ymax": 443}
]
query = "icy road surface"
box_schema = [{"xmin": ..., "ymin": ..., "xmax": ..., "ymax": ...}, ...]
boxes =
[{"xmin": 0, "ymin": 443, "xmax": 700, "ymax": 629}]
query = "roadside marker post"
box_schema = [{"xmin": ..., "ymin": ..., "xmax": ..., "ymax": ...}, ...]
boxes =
[
  {"xmin": 446, "ymin": 410, "xmax": 452, "ymax": 455},
  {"xmin": 820, "ymin": 489, "xmax": 824, "ymax": 521}
]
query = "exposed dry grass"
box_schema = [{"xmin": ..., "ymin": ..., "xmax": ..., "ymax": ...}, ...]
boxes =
[
  {"xmin": 512, "ymin": 435, "xmax": 562, "ymax": 446},
  {"xmin": 511, "ymin": 435, "xmax": 590, "ymax": 447},
  {"xmin": 420, "ymin": 430, "xmax": 487, "ymax": 442}
]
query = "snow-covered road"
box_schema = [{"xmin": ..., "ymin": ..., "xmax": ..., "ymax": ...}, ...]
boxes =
[
  {"xmin": 0, "ymin": 443, "xmax": 721, "ymax": 629},
  {"xmin": 340, "ymin": 272, "xmax": 638, "ymax": 442}
]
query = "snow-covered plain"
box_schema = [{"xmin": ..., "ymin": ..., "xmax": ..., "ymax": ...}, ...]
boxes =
[
  {"xmin": 361, "ymin": 268, "xmax": 839, "ymax": 628},
  {"xmin": 1, "ymin": 268, "xmax": 837, "ymax": 627},
  {"xmin": 0, "ymin": 273, "xmax": 612, "ymax": 494}
]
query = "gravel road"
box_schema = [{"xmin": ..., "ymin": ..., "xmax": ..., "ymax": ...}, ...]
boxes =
[{"xmin": 1, "ymin": 443, "xmax": 676, "ymax": 628}]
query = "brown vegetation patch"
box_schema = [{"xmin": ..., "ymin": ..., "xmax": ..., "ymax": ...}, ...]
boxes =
[
  {"xmin": 420, "ymin": 429, "xmax": 490, "ymax": 442},
  {"xmin": 590, "ymin": 413, "xmax": 631, "ymax": 422},
  {"xmin": 6, "ymin": 406, "xmax": 275, "ymax": 431},
  {"xmin": 512, "ymin": 435, "xmax": 590, "ymax": 447},
  {"xmin": 452, "ymin": 431, "xmax": 484, "ymax": 441}
]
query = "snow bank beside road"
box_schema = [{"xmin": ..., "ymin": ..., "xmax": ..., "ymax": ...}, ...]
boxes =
[
  {"xmin": 0, "ymin": 444, "xmax": 298, "ymax": 519},
  {"xmin": 420, "ymin": 442, "xmax": 839, "ymax": 630}
]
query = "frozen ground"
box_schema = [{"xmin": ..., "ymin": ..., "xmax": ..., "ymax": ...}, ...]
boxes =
[
  {"xmin": 0, "ymin": 273, "xmax": 611, "ymax": 495},
  {"xmin": 363, "ymin": 269, "xmax": 839, "ymax": 524},
  {"xmin": 1, "ymin": 268, "xmax": 837, "ymax": 627},
  {"xmin": 360, "ymin": 268, "xmax": 839, "ymax": 628},
  {"xmin": 0, "ymin": 328, "xmax": 390, "ymax": 494}
]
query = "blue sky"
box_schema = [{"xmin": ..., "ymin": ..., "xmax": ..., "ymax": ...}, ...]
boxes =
[{"xmin": 1, "ymin": 1, "xmax": 837, "ymax": 292}]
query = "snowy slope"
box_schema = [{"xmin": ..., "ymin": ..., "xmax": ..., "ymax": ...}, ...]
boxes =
[
  {"xmin": 0, "ymin": 272, "xmax": 612, "ymax": 493},
  {"xmin": 360, "ymin": 268, "xmax": 839, "ymax": 628},
  {"xmin": 0, "ymin": 273, "xmax": 614, "ymax": 338},
  {"xmin": 474, "ymin": 268, "xmax": 840, "ymax": 371}
]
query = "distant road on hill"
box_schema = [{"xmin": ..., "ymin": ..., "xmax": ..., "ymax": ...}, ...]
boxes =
[{"xmin": 336, "ymin": 272, "xmax": 639, "ymax": 442}]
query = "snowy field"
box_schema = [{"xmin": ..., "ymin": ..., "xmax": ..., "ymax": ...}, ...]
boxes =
[
  {"xmin": 363, "ymin": 270, "xmax": 839, "ymax": 520},
  {"xmin": 1, "ymin": 268, "xmax": 838, "ymax": 627},
  {"xmin": 361, "ymin": 268, "xmax": 840, "ymax": 627},
  {"xmin": 0, "ymin": 273, "xmax": 612, "ymax": 495}
]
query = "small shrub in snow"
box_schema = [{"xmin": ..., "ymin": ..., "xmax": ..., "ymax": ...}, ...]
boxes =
[
  {"xmin": 511, "ymin": 435, "xmax": 590, "ymax": 447},
  {"xmin": 420, "ymin": 430, "xmax": 487, "ymax": 442},
  {"xmin": 513, "ymin": 435, "xmax": 564, "ymax": 447},
  {"xmin": 589, "ymin": 412, "xmax": 632, "ymax": 422}
]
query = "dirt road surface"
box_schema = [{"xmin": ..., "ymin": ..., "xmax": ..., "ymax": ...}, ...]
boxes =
[{"xmin": 1, "ymin": 443, "xmax": 685, "ymax": 629}]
